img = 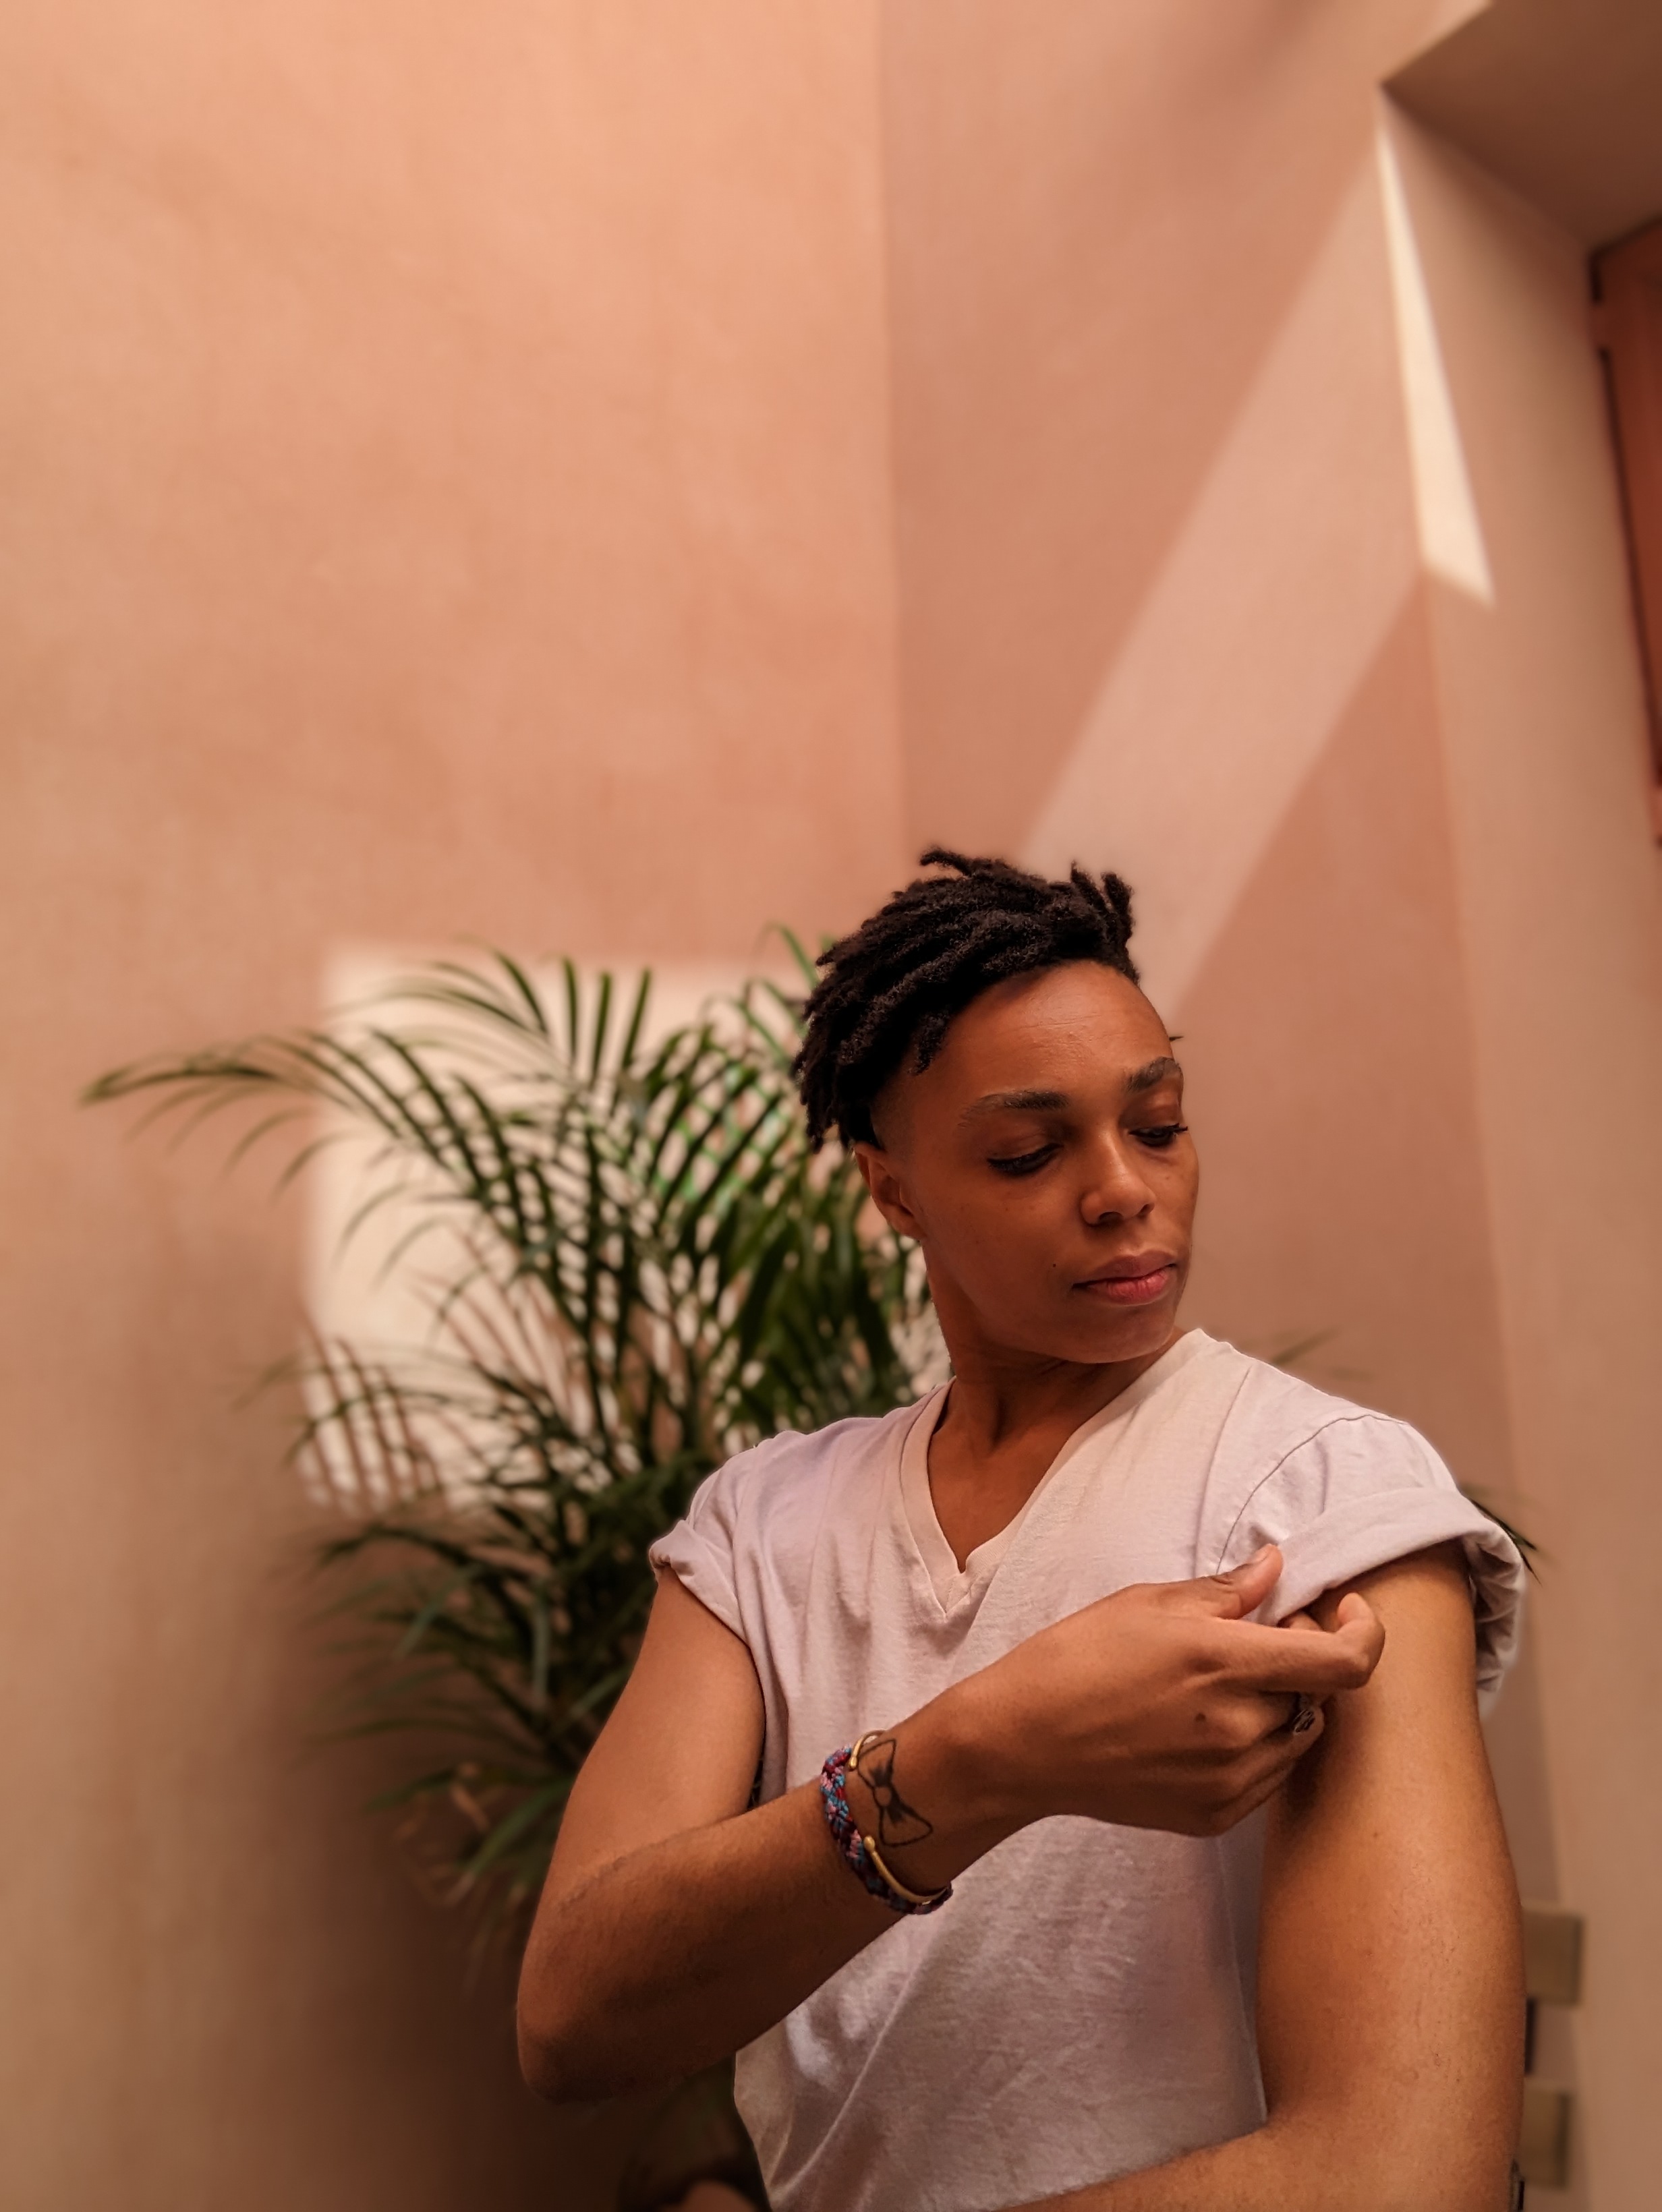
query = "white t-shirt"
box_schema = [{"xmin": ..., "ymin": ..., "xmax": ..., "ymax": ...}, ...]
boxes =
[{"xmin": 649, "ymin": 1331, "xmax": 1524, "ymax": 2212}]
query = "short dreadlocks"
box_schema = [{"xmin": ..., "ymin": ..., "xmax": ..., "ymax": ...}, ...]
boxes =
[{"xmin": 793, "ymin": 850, "xmax": 1141, "ymax": 1151}]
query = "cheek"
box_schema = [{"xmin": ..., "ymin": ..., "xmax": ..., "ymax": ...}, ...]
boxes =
[
  {"xmin": 1163, "ymin": 1153, "xmax": 1201, "ymax": 1223},
  {"xmin": 923, "ymin": 1180, "xmax": 1068, "ymax": 1293}
]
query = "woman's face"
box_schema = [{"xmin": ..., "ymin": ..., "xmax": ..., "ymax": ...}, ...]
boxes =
[{"xmin": 855, "ymin": 961, "xmax": 1198, "ymax": 1372}]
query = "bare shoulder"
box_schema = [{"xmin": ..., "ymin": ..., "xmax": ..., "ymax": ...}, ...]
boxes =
[
  {"xmin": 543, "ymin": 1570, "xmax": 766, "ymax": 1901},
  {"xmin": 1290, "ymin": 1542, "xmax": 1492, "ymax": 1814},
  {"xmin": 1313, "ymin": 1540, "xmax": 1481, "ymax": 1701}
]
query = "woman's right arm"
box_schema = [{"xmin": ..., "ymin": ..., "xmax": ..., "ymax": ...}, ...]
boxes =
[
  {"xmin": 517, "ymin": 1570, "xmax": 895, "ymax": 2100},
  {"xmin": 517, "ymin": 1550, "xmax": 1383, "ymax": 2101}
]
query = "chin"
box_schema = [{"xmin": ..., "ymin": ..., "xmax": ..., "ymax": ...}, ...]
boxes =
[{"xmin": 1064, "ymin": 1302, "xmax": 1182, "ymax": 1366}]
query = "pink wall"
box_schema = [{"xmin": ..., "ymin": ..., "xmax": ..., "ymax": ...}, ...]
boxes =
[
  {"xmin": 878, "ymin": 8, "xmax": 1659, "ymax": 2201},
  {"xmin": 2, "ymin": 5, "xmax": 901, "ymax": 2205},
  {"xmin": 877, "ymin": 0, "xmax": 1536, "ymax": 1681},
  {"xmin": 1391, "ymin": 105, "xmax": 1662, "ymax": 2206},
  {"xmin": 4, "ymin": 1, "xmax": 1658, "ymax": 2204}
]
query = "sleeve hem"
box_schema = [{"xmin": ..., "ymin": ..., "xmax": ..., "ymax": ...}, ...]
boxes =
[
  {"xmin": 648, "ymin": 1523, "xmax": 747, "ymax": 1645},
  {"xmin": 1255, "ymin": 1488, "xmax": 1526, "ymax": 1704}
]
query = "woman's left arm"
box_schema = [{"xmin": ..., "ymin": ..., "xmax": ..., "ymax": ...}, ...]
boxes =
[
  {"xmin": 1247, "ymin": 1540, "xmax": 1524, "ymax": 2207},
  {"xmin": 1028, "ymin": 1542, "xmax": 1525, "ymax": 2212}
]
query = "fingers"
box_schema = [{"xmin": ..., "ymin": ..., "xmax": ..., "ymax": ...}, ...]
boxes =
[
  {"xmin": 1217, "ymin": 1737, "xmax": 1320, "ymax": 1828},
  {"xmin": 1204, "ymin": 1687, "xmax": 1331, "ymax": 1753},
  {"xmin": 1211, "ymin": 1599, "xmax": 1385, "ymax": 1694},
  {"xmin": 1174, "ymin": 1543, "xmax": 1283, "ymax": 1621},
  {"xmin": 1213, "ymin": 1689, "xmax": 1313, "ymax": 1746},
  {"xmin": 1192, "ymin": 1705, "xmax": 1328, "ymax": 1834},
  {"xmin": 1324, "ymin": 1595, "xmax": 1385, "ymax": 1678},
  {"xmin": 1245, "ymin": 1695, "xmax": 1327, "ymax": 1772}
]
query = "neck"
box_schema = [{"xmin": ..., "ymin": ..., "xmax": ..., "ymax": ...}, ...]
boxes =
[{"xmin": 934, "ymin": 1320, "xmax": 1185, "ymax": 1455}]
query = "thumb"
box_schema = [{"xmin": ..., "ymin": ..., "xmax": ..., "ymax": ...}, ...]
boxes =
[{"xmin": 1181, "ymin": 1542, "xmax": 1282, "ymax": 1619}]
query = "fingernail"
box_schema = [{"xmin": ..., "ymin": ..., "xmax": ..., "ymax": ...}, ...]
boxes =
[{"xmin": 1249, "ymin": 1542, "xmax": 1274, "ymax": 1565}]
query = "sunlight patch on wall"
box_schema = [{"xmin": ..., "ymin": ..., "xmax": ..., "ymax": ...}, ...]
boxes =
[
  {"xmin": 1376, "ymin": 114, "xmax": 1495, "ymax": 604},
  {"xmin": 297, "ymin": 940, "xmax": 945, "ymax": 1507},
  {"xmin": 1022, "ymin": 158, "xmax": 1419, "ymax": 1014},
  {"xmin": 304, "ymin": 944, "xmax": 768, "ymax": 1374}
]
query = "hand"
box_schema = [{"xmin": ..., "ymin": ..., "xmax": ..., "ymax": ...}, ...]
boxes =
[
  {"xmin": 966, "ymin": 1545, "xmax": 1382, "ymax": 1833},
  {"xmin": 857, "ymin": 1548, "xmax": 1384, "ymax": 1885}
]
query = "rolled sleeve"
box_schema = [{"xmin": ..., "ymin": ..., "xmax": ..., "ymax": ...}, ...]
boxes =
[
  {"xmin": 1216, "ymin": 1415, "xmax": 1526, "ymax": 1704},
  {"xmin": 646, "ymin": 1439, "xmax": 787, "ymax": 1647},
  {"xmin": 649, "ymin": 1509, "xmax": 745, "ymax": 1641}
]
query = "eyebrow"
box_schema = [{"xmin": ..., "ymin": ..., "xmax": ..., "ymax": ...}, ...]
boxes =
[
  {"xmin": 961, "ymin": 1088, "xmax": 1069, "ymax": 1119},
  {"xmin": 962, "ymin": 1057, "xmax": 1182, "ymax": 1120},
  {"xmin": 1126, "ymin": 1055, "xmax": 1183, "ymax": 1094}
]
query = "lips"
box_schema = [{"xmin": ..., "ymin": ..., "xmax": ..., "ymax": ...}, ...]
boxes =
[{"xmin": 1074, "ymin": 1258, "xmax": 1178, "ymax": 1306}]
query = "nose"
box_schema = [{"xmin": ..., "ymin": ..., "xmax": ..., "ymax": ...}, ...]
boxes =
[{"xmin": 1079, "ymin": 1134, "xmax": 1156, "ymax": 1227}]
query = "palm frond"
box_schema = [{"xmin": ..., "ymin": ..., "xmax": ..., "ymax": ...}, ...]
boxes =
[{"xmin": 90, "ymin": 952, "xmax": 934, "ymax": 1941}]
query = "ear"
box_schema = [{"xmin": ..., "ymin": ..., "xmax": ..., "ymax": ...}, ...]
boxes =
[{"xmin": 853, "ymin": 1141, "xmax": 925, "ymax": 1242}]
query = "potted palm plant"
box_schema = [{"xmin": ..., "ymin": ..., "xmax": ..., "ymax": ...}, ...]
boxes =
[{"xmin": 90, "ymin": 948, "xmax": 940, "ymax": 2209}]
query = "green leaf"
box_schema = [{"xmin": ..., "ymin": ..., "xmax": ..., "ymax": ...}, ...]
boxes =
[{"xmin": 86, "ymin": 947, "xmax": 932, "ymax": 1942}]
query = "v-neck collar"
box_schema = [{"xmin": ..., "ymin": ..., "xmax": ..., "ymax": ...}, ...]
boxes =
[{"xmin": 897, "ymin": 1330, "xmax": 1217, "ymax": 1615}]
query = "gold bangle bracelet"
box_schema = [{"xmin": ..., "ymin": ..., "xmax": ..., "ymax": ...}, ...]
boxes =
[
  {"xmin": 859, "ymin": 1832, "xmax": 950, "ymax": 1909},
  {"xmin": 847, "ymin": 1731, "xmax": 950, "ymax": 1907}
]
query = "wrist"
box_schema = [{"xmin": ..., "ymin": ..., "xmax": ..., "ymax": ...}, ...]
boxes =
[
  {"xmin": 844, "ymin": 1683, "xmax": 1028, "ymax": 1895},
  {"xmin": 911, "ymin": 1677, "xmax": 1006, "ymax": 1830}
]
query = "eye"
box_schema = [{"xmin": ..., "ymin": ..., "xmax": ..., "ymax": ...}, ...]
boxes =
[
  {"xmin": 1133, "ymin": 1122, "xmax": 1188, "ymax": 1151},
  {"xmin": 987, "ymin": 1144, "xmax": 1058, "ymax": 1178}
]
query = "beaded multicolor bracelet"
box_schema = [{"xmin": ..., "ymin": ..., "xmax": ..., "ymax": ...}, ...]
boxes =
[{"xmin": 818, "ymin": 1738, "xmax": 954, "ymax": 1917}]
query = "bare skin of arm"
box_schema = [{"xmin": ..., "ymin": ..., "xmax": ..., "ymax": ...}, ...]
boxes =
[
  {"xmin": 1020, "ymin": 1544, "xmax": 1524, "ymax": 2212},
  {"xmin": 516, "ymin": 1544, "xmax": 1383, "ymax": 2100}
]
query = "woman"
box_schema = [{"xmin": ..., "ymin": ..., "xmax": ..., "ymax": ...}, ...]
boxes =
[{"xmin": 519, "ymin": 852, "xmax": 1525, "ymax": 2212}]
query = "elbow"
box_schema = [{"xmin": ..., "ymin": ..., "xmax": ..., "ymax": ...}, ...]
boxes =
[
  {"xmin": 517, "ymin": 1968, "xmax": 667, "ymax": 2105},
  {"xmin": 517, "ymin": 2012, "xmax": 600, "ymax": 2104},
  {"xmin": 516, "ymin": 2009, "xmax": 573, "ymax": 2105},
  {"xmin": 515, "ymin": 1956, "xmax": 605, "ymax": 2103},
  {"xmin": 517, "ymin": 1985, "xmax": 614, "ymax": 2105}
]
